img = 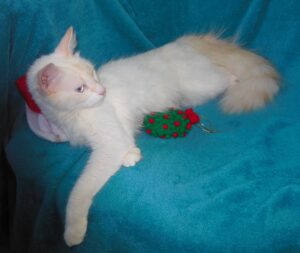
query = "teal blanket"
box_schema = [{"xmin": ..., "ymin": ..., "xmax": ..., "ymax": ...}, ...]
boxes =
[{"xmin": 2, "ymin": 0, "xmax": 300, "ymax": 252}]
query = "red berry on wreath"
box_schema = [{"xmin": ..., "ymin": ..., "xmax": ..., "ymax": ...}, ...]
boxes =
[
  {"xmin": 174, "ymin": 121, "xmax": 181, "ymax": 127},
  {"xmin": 148, "ymin": 118, "xmax": 155, "ymax": 124}
]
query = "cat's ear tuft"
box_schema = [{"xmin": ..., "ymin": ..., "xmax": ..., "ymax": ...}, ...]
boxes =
[
  {"xmin": 38, "ymin": 63, "xmax": 61, "ymax": 93},
  {"xmin": 54, "ymin": 26, "xmax": 77, "ymax": 56}
]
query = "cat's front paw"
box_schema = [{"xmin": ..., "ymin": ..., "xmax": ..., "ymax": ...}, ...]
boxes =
[
  {"xmin": 64, "ymin": 218, "xmax": 87, "ymax": 247},
  {"xmin": 122, "ymin": 147, "xmax": 142, "ymax": 167}
]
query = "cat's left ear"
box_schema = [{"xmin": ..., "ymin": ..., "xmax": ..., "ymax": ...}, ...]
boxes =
[
  {"xmin": 38, "ymin": 63, "xmax": 62, "ymax": 94},
  {"xmin": 54, "ymin": 26, "xmax": 77, "ymax": 56}
]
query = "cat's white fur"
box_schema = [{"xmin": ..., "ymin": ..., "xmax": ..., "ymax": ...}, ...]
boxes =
[{"xmin": 27, "ymin": 27, "xmax": 279, "ymax": 246}]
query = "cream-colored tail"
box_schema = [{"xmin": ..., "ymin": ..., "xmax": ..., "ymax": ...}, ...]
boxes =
[{"xmin": 185, "ymin": 35, "xmax": 280, "ymax": 113}]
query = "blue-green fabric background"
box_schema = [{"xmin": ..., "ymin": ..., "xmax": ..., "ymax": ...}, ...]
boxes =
[{"xmin": 1, "ymin": 0, "xmax": 300, "ymax": 252}]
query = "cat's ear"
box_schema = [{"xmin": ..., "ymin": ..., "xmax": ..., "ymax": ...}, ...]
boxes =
[
  {"xmin": 54, "ymin": 26, "xmax": 77, "ymax": 56},
  {"xmin": 38, "ymin": 63, "xmax": 61, "ymax": 93}
]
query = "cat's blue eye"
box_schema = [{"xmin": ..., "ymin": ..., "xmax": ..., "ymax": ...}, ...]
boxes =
[{"xmin": 75, "ymin": 84, "xmax": 87, "ymax": 93}]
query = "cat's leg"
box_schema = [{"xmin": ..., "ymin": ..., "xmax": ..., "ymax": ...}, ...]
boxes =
[
  {"xmin": 118, "ymin": 116, "xmax": 142, "ymax": 167},
  {"xmin": 120, "ymin": 126, "xmax": 142, "ymax": 167},
  {"xmin": 64, "ymin": 134, "xmax": 134, "ymax": 246},
  {"xmin": 64, "ymin": 147, "xmax": 123, "ymax": 246}
]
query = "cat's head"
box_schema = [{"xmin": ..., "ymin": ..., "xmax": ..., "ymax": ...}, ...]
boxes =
[{"xmin": 28, "ymin": 27, "xmax": 106, "ymax": 112}]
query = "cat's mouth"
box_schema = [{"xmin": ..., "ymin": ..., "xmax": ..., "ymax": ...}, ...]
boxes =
[{"xmin": 98, "ymin": 88, "xmax": 106, "ymax": 96}]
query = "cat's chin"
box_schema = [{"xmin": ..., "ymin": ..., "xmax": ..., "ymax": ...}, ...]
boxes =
[{"xmin": 81, "ymin": 95, "xmax": 105, "ymax": 109}]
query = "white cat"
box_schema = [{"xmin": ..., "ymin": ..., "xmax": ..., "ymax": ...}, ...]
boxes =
[{"xmin": 27, "ymin": 27, "xmax": 279, "ymax": 246}]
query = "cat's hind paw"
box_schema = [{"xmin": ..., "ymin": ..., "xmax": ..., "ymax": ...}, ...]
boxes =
[
  {"xmin": 122, "ymin": 147, "xmax": 142, "ymax": 167},
  {"xmin": 64, "ymin": 218, "xmax": 87, "ymax": 247}
]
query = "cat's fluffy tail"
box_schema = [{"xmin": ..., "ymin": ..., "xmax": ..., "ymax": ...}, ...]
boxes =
[{"xmin": 185, "ymin": 35, "xmax": 280, "ymax": 113}]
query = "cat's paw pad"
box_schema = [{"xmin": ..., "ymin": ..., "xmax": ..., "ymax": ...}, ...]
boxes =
[
  {"xmin": 64, "ymin": 218, "xmax": 87, "ymax": 247},
  {"xmin": 122, "ymin": 147, "xmax": 142, "ymax": 167}
]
